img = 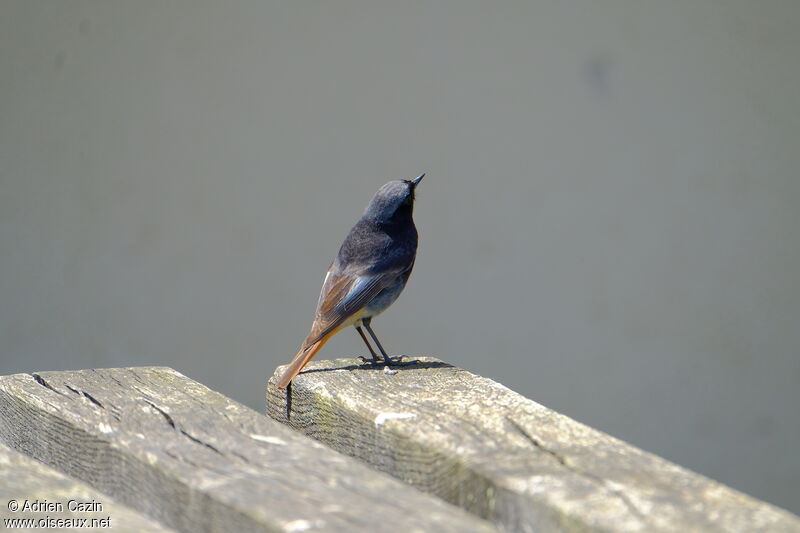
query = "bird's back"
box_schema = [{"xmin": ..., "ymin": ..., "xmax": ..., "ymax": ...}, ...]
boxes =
[{"xmin": 335, "ymin": 218, "xmax": 417, "ymax": 275}]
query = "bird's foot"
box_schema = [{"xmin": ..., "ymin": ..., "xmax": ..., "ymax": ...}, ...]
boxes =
[
  {"xmin": 386, "ymin": 355, "xmax": 421, "ymax": 366},
  {"xmin": 358, "ymin": 355, "xmax": 415, "ymax": 366}
]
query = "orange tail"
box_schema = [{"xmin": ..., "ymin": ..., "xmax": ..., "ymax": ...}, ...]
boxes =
[{"xmin": 276, "ymin": 332, "xmax": 334, "ymax": 389}]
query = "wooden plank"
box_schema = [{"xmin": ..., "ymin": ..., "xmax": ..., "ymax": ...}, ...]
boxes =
[
  {"xmin": 0, "ymin": 367, "xmax": 500, "ymax": 533},
  {"xmin": 0, "ymin": 442, "xmax": 172, "ymax": 531},
  {"xmin": 267, "ymin": 357, "xmax": 800, "ymax": 533}
]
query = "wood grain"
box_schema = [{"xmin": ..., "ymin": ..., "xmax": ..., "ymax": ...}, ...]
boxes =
[
  {"xmin": 0, "ymin": 442, "xmax": 172, "ymax": 531},
  {"xmin": 267, "ymin": 357, "xmax": 800, "ymax": 533},
  {"xmin": 0, "ymin": 367, "xmax": 500, "ymax": 533}
]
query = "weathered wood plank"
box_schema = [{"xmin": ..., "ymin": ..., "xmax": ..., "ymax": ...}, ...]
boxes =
[
  {"xmin": 267, "ymin": 357, "xmax": 800, "ymax": 533},
  {"xmin": 0, "ymin": 367, "xmax": 500, "ymax": 533},
  {"xmin": 0, "ymin": 442, "xmax": 172, "ymax": 532}
]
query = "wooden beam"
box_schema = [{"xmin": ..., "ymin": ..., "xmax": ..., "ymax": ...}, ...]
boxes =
[
  {"xmin": 0, "ymin": 367, "xmax": 500, "ymax": 533},
  {"xmin": 0, "ymin": 442, "xmax": 171, "ymax": 531},
  {"xmin": 267, "ymin": 357, "xmax": 800, "ymax": 533}
]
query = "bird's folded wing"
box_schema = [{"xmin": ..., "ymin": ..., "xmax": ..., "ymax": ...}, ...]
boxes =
[{"xmin": 301, "ymin": 265, "xmax": 406, "ymax": 349}]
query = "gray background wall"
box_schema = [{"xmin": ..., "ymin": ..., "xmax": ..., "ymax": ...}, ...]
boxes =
[{"xmin": 2, "ymin": 0, "xmax": 798, "ymax": 514}]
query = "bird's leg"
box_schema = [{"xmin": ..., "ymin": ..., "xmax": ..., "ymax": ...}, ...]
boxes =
[
  {"xmin": 363, "ymin": 318, "xmax": 408, "ymax": 365},
  {"xmin": 355, "ymin": 326, "xmax": 381, "ymax": 364}
]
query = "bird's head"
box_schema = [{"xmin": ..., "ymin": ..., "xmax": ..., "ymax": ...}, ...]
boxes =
[{"xmin": 362, "ymin": 173, "xmax": 424, "ymax": 224}]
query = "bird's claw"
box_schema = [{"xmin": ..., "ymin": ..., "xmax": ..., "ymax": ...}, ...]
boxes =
[{"xmin": 358, "ymin": 355, "xmax": 409, "ymax": 366}]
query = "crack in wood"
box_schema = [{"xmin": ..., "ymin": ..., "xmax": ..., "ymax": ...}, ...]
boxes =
[
  {"xmin": 505, "ymin": 417, "xmax": 569, "ymax": 467},
  {"xmin": 144, "ymin": 400, "xmax": 175, "ymax": 428},
  {"xmin": 30, "ymin": 374, "xmax": 65, "ymax": 396},
  {"xmin": 81, "ymin": 391, "xmax": 104, "ymax": 409},
  {"xmin": 141, "ymin": 393, "xmax": 222, "ymax": 456},
  {"xmin": 63, "ymin": 384, "xmax": 105, "ymax": 408},
  {"xmin": 179, "ymin": 430, "xmax": 222, "ymax": 455},
  {"xmin": 505, "ymin": 416, "xmax": 646, "ymax": 522},
  {"xmin": 231, "ymin": 451, "xmax": 251, "ymax": 464},
  {"xmin": 285, "ymin": 381, "xmax": 292, "ymax": 422}
]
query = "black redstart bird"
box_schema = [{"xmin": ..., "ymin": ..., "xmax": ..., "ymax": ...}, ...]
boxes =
[{"xmin": 276, "ymin": 174, "xmax": 425, "ymax": 389}]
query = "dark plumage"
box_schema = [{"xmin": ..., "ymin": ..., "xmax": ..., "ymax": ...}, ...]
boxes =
[{"xmin": 276, "ymin": 174, "xmax": 424, "ymax": 389}]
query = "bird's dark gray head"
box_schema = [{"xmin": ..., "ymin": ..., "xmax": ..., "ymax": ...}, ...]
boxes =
[{"xmin": 361, "ymin": 174, "xmax": 424, "ymax": 224}]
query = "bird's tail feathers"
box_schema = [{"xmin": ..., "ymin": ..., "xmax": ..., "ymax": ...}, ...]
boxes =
[{"xmin": 275, "ymin": 332, "xmax": 333, "ymax": 389}]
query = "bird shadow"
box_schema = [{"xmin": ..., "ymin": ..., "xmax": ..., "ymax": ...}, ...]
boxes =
[
  {"xmin": 299, "ymin": 358, "xmax": 453, "ymax": 376},
  {"xmin": 280, "ymin": 358, "xmax": 451, "ymax": 421}
]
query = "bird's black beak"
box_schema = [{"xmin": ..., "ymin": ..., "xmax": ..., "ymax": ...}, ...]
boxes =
[{"xmin": 411, "ymin": 173, "xmax": 425, "ymax": 188}]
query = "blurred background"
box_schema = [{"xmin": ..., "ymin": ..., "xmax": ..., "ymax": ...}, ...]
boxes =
[{"xmin": 1, "ymin": 0, "xmax": 798, "ymax": 513}]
